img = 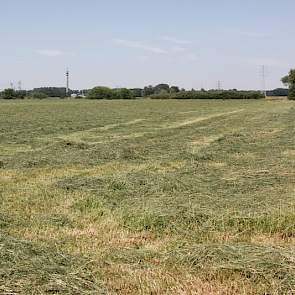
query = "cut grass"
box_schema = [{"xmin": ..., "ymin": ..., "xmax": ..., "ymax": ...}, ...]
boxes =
[
  {"xmin": 169, "ymin": 243, "xmax": 295, "ymax": 294},
  {"xmin": 0, "ymin": 99, "xmax": 294, "ymax": 294},
  {"xmin": 0, "ymin": 233, "xmax": 107, "ymax": 294}
]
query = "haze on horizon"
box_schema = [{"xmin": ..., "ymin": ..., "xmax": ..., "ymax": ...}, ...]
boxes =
[{"xmin": 0, "ymin": 0, "xmax": 294, "ymax": 91}]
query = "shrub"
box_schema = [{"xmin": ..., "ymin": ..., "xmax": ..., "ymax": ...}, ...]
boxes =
[{"xmin": 29, "ymin": 92, "xmax": 48, "ymax": 99}]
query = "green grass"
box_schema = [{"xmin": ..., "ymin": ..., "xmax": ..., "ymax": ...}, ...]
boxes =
[{"xmin": 0, "ymin": 99, "xmax": 294, "ymax": 294}]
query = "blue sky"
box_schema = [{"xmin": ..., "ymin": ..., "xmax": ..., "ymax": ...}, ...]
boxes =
[{"xmin": 0, "ymin": 0, "xmax": 294, "ymax": 90}]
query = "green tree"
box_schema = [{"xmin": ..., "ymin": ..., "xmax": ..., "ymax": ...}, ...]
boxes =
[
  {"xmin": 33, "ymin": 87, "xmax": 67, "ymax": 98},
  {"xmin": 87, "ymin": 87, "xmax": 113, "ymax": 99},
  {"xmin": 113, "ymin": 88, "xmax": 134, "ymax": 99},
  {"xmin": 170, "ymin": 86, "xmax": 180, "ymax": 93},
  {"xmin": 15, "ymin": 90, "xmax": 27, "ymax": 99},
  {"xmin": 281, "ymin": 69, "xmax": 295, "ymax": 100},
  {"xmin": 281, "ymin": 75, "xmax": 289, "ymax": 85},
  {"xmin": 143, "ymin": 86, "xmax": 154, "ymax": 96},
  {"xmin": 154, "ymin": 84, "xmax": 170, "ymax": 94},
  {"xmin": 130, "ymin": 88, "xmax": 143, "ymax": 97},
  {"xmin": 1, "ymin": 89, "xmax": 16, "ymax": 99}
]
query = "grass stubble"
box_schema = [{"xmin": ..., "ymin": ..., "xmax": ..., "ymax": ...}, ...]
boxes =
[{"xmin": 0, "ymin": 99, "xmax": 294, "ymax": 294}]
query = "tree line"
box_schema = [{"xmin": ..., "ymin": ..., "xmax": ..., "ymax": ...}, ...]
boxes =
[
  {"xmin": 1, "ymin": 69, "xmax": 294, "ymax": 100},
  {"xmin": 0, "ymin": 84, "xmax": 181, "ymax": 99},
  {"xmin": 0, "ymin": 86, "xmax": 264, "ymax": 100}
]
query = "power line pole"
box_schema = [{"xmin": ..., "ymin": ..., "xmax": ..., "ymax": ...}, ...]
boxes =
[
  {"xmin": 260, "ymin": 65, "xmax": 267, "ymax": 98},
  {"xmin": 18, "ymin": 81, "xmax": 22, "ymax": 91},
  {"xmin": 66, "ymin": 68, "xmax": 69, "ymax": 97},
  {"xmin": 217, "ymin": 80, "xmax": 222, "ymax": 90}
]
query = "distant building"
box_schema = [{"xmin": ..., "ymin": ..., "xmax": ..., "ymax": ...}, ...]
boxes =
[{"xmin": 266, "ymin": 88, "xmax": 289, "ymax": 97}]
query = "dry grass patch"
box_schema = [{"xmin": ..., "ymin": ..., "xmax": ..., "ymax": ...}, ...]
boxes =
[
  {"xmin": 150, "ymin": 160, "xmax": 186, "ymax": 173},
  {"xmin": 255, "ymin": 128, "xmax": 282, "ymax": 138},
  {"xmin": 1, "ymin": 162, "xmax": 148, "ymax": 188},
  {"xmin": 231, "ymin": 152, "xmax": 257, "ymax": 160},
  {"xmin": 103, "ymin": 263, "xmax": 268, "ymax": 295},
  {"xmin": 250, "ymin": 233, "xmax": 295, "ymax": 246},
  {"xmin": 283, "ymin": 149, "xmax": 295, "ymax": 157},
  {"xmin": 189, "ymin": 135, "xmax": 223, "ymax": 154},
  {"xmin": 58, "ymin": 119, "xmax": 146, "ymax": 144},
  {"xmin": 206, "ymin": 162, "xmax": 227, "ymax": 168},
  {"xmin": 164, "ymin": 109, "xmax": 244, "ymax": 129}
]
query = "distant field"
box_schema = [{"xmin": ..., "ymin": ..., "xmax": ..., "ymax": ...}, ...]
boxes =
[{"xmin": 0, "ymin": 99, "xmax": 294, "ymax": 294}]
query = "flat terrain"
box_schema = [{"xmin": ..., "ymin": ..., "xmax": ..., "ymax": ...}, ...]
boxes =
[{"xmin": 0, "ymin": 99, "xmax": 294, "ymax": 294}]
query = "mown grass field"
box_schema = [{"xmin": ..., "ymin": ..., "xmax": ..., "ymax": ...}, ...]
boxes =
[{"xmin": 0, "ymin": 99, "xmax": 294, "ymax": 294}]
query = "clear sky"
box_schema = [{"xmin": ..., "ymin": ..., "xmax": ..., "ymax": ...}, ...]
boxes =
[{"xmin": 1, "ymin": 0, "xmax": 294, "ymax": 90}]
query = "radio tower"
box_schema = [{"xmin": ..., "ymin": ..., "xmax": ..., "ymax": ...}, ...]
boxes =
[{"xmin": 66, "ymin": 68, "xmax": 69, "ymax": 97}]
